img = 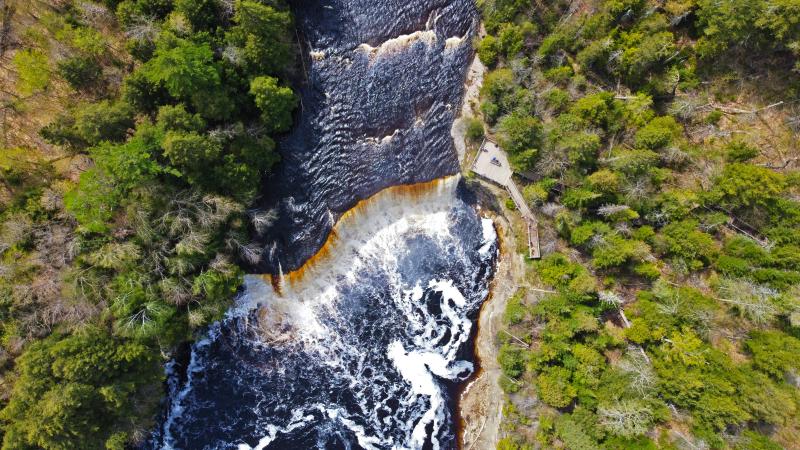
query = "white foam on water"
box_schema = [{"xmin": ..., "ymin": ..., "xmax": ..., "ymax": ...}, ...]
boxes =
[
  {"xmin": 358, "ymin": 30, "xmax": 437, "ymax": 59},
  {"xmin": 233, "ymin": 177, "xmax": 463, "ymax": 346},
  {"xmin": 158, "ymin": 175, "xmax": 498, "ymax": 449},
  {"xmin": 237, "ymin": 410, "xmax": 316, "ymax": 450},
  {"xmin": 383, "ymin": 278, "xmax": 477, "ymax": 450},
  {"xmin": 387, "ymin": 340, "xmax": 446, "ymax": 450},
  {"xmin": 444, "ymin": 35, "xmax": 465, "ymax": 51},
  {"xmin": 161, "ymin": 331, "xmax": 217, "ymax": 450},
  {"xmin": 428, "ymin": 279, "xmax": 474, "ymax": 365},
  {"xmin": 324, "ymin": 407, "xmax": 383, "ymax": 450},
  {"xmin": 479, "ymin": 217, "xmax": 497, "ymax": 257}
]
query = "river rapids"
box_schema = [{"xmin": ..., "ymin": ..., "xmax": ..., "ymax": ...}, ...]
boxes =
[{"xmin": 147, "ymin": 1, "xmax": 495, "ymax": 449}]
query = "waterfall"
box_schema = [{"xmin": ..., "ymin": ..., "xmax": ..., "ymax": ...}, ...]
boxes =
[{"xmin": 147, "ymin": 1, "xmax": 494, "ymax": 449}]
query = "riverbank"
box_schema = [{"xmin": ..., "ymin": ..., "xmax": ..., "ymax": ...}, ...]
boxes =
[
  {"xmin": 453, "ymin": 46, "xmax": 531, "ymax": 448},
  {"xmin": 459, "ymin": 189, "xmax": 528, "ymax": 449}
]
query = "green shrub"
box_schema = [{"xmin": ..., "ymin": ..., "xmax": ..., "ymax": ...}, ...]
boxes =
[
  {"xmin": 734, "ymin": 431, "xmax": 784, "ymax": 450},
  {"xmin": 116, "ymin": 0, "xmax": 173, "ymax": 26},
  {"xmin": 714, "ymin": 254, "xmax": 750, "ymax": 276},
  {"xmin": 543, "ymin": 88, "xmax": 571, "ymax": 112},
  {"xmin": 509, "ymin": 148, "xmax": 539, "ymax": 172},
  {"xmin": 499, "ymin": 375, "xmax": 522, "ymax": 393},
  {"xmin": 618, "ymin": 31, "xmax": 677, "ymax": 84},
  {"xmin": 592, "ymin": 235, "xmax": 645, "ymax": 269},
  {"xmin": 605, "ymin": 0, "xmax": 647, "ymax": 21},
  {"xmin": 73, "ymin": 101, "xmax": 135, "ymax": 146},
  {"xmin": 607, "ymin": 148, "xmax": 660, "ymax": 174},
  {"xmin": 634, "ymin": 262, "xmax": 660, "ymax": 279},
  {"xmin": 723, "ymin": 236, "xmax": 769, "ymax": 263},
  {"xmin": 13, "ymin": 49, "xmax": 51, "ymax": 95},
  {"xmin": 477, "ymin": 35, "xmax": 500, "ymax": 66},
  {"xmin": 705, "ymin": 109, "xmax": 723, "ymax": 125},
  {"xmin": 570, "ymin": 92, "xmax": 623, "ymax": 131},
  {"xmin": 654, "ymin": 219, "xmax": 718, "ymax": 270},
  {"xmin": 57, "ymin": 23, "xmax": 107, "ymax": 57},
  {"xmin": 631, "ymin": 225, "xmax": 655, "ymax": 243},
  {"xmin": 576, "ymin": 39, "xmax": 611, "ymax": 72},
  {"xmin": 498, "ymin": 113, "xmax": 543, "ymax": 155},
  {"xmin": 497, "ymin": 23, "xmax": 527, "ymax": 57},
  {"xmin": 655, "ymin": 189, "xmax": 700, "ymax": 221},
  {"xmin": 586, "ymin": 169, "xmax": 621, "ymax": 193},
  {"xmin": 498, "ymin": 343, "xmax": 526, "ymax": 378},
  {"xmin": 746, "ymin": 330, "xmax": 800, "ymax": 379},
  {"xmin": 538, "ymin": 24, "xmax": 577, "ymax": 59},
  {"xmin": 175, "ymin": 0, "xmax": 220, "ymax": 30},
  {"xmin": 538, "ymin": 366, "xmax": 577, "ymax": 408},
  {"xmin": 769, "ymin": 244, "xmax": 800, "ymax": 269},
  {"xmin": 536, "ymin": 253, "xmax": 595, "ymax": 291},
  {"xmin": 570, "ymin": 221, "xmax": 603, "ymax": 247},
  {"xmin": 481, "ymin": 0, "xmax": 527, "ymax": 33},
  {"xmin": 634, "ymin": 116, "xmax": 681, "ymax": 150},
  {"xmin": 64, "ymin": 169, "xmax": 119, "ymax": 233},
  {"xmin": 504, "ymin": 290, "xmax": 527, "ymax": 325},
  {"xmin": 653, "ymin": 332, "xmax": 750, "ymax": 430},
  {"xmin": 522, "ymin": 183, "xmax": 549, "ymax": 205},
  {"xmin": 621, "ymin": 93, "xmax": 655, "ymax": 127},
  {"xmin": 751, "ymin": 267, "xmax": 800, "ymax": 290},
  {"xmin": 250, "ymin": 76, "xmax": 297, "ymax": 133},
  {"xmin": 57, "ymin": 56, "xmax": 102, "ymax": 90},
  {"xmin": 725, "ymin": 140, "xmax": 760, "ymax": 162},
  {"xmin": 543, "ymin": 66, "xmax": 574, "ymax": 84},
  {"xmin": 709, "ymin": 163, "xmax": 787, "ymax": 209},
  {"xmin": 561, "ymin": 132, "xmax": 601, "ymax": 168},
  {"xmin": 561, "ymin": 187, "xmax": 601, "ymax": 210},
  {"xmin": 481, "ymin": 101, "xmax": 500, "ymax": 123},
  {"xmin": 141, "ymin": 37, "xmax": 222, "ymax": 108},
  {"xmin": 554, "ymin": 414, "xmax": 596, "ymax": 448},
  {"xmin": 480, "ymin": 69, "xmax": 516, "ymax": 123},
  {"xmin": 227, "ymin": 0, "xmax": 294, "ymax": 76},
  {"xmin": 603, "ymin": 436, "xmax": 659, "ymax": 450},
  {"xmin": 122, "ymin": 71, "xmax": 168, "ymax": 113},
  {"xmin": 497, "ymin": 436, "xmax": 533, "ymax": 450},
  {"xmin": 465, "ymin": 117, "xmax": 485, "ymax": 141}
]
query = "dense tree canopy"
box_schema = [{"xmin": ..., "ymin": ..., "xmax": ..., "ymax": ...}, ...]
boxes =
[
  {"xmin": 1, "ymin": 330, "xmax": 161, "ymax": 450},
  {"xmin": 0, "ymin": 0, "xmax": 298, "ymax": 447},
  {"xmin": 481, "ymin": 0, "xmax": 800, "ymax": 448}
]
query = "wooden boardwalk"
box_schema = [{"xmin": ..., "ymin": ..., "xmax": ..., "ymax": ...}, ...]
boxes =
[{"xmin": 471, "ymin": 139, "xmax": 541, "ymax": 259}]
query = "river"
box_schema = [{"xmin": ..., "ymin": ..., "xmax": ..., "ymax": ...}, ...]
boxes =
[{"xmin": 146, "ymin": 1, "xmax": 495, "ymax": 449}]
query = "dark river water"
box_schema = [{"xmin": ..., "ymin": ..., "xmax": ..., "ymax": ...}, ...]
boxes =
[
  {"xmin": 146, "ymin": 1, "xmax": 495, "ymax": 449},
  {"xmin": 253, "ymin": 0, "xmax": 477, "ymax": 273}
]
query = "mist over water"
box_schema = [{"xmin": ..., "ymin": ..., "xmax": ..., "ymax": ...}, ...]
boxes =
[{"xmin": 147, "ymin": 1, "xmax": 493, "ymax": 448}]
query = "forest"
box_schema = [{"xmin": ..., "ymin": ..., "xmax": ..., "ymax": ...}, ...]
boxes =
[
  {"xmin": 0, "ymin": 0, "xmax": 297, "ymax": 448},
  {"xmin": 477, "ymin": 0, "xmax": 800, "ymax": 449},
  {"xmin": 2, "ymin": 0, "xmax": 800, "ymax": 448}
]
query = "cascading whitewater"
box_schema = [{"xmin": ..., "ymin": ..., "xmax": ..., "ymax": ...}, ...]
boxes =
[
  {"xmin": 150, "ymin": 177, "xmax": 497, "ymax": 449},
  {"xmin": 147, "ymin": 0, "xmax": 491, "ymax": 448}
]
